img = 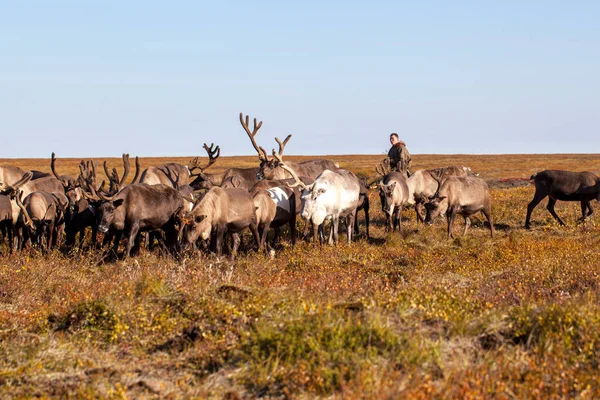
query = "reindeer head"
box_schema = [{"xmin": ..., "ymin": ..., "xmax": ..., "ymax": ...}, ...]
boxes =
[
  {"xmin": 188, "ymin": 143, "xmax": 220, "ymax": 188},
  {"xmin": 424, "ymin": 194, "xmax": 448, "ymax": 225}
]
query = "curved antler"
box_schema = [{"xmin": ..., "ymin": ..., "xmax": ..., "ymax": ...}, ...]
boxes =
[
  {"xmin": 240, "ymin": 112, "xmax": 267, "ymax": 161},
  {"xmin": 102, "ymin": 154, "xmax": 131, "ymax": 193},
  {"xmin": 376, "ymin": 159, "xmax": 391, "ymax": 177},
  {"xmin": 50, "ymin": 152, "xmax": 69, "ymax": 188},
  {"xmin": 188, "ymin": 143, "xmax": 221, "ymax": 176},
  {"xmin": 275, "ymin": 135, "xmax": 292, "ymax": 157},
  {"xmin": 130, "ymin": 156, "xmax": 140, "ymax": 184},
  {"xmin": 271, "ymin": 149, "xmax": 306, "ymax": 189},
  {"xmin": 15, "ymin": 190, "xmax": 34, "ymax": 229}
]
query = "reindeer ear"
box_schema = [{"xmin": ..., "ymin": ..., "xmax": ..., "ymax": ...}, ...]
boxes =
[{"xmin": 113, "ymin": 199, "xmax": 124, "ymax": 208}]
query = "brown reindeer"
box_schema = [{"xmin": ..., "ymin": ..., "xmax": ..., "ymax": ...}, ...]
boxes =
[
  {"xmin": 15, "ymin": 190, "xmax": 66, "ymax": 251},
  {"xmin": 180, "ymin": 187, "xmax": 260, "ymax": 258},
  {"xmin": 0, "ymin": 195, "xmax": 14, "ymax": 252},
  {"xmin": 424, "ymin": 176, "xmax": 494, "ymax": 238}
]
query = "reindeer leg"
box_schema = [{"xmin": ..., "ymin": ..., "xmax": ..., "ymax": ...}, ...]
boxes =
[
  {"xmin": 447, "ymin": 208, "xmax": 457, "ymax": 239},
  {"xmin": 290, "ymin": 214, "xmax": 297, "ymax": 247},
  {"xmin": 231, "ymin": 232, "xmax": 241, "ymax": 258},
  {"xmin": 271, "ymin": 226, "xmax": 279, "ymax": 249},
  {"xmin": 332, "ymin": 216, "xmax": 340, "ymax": 244},
  {"xmin": 312, "ymin": 222, "xmax": 319, "ymax": 244},
  {"xmin": 125, "ymin": 224, "xmax": 140, "ymax": 258},
  {"xmin": 482, "ymin": 208, "xmax": 494, "ymax": 238},
  {"xmin": 215, "ymin": 225, "xmax": 226, "ymax": 258},
  {"xmin": 7, "ymin": 223, "xmax": 13, "ymax": 254},
  {"xmin": 546, "ymin": 198, "xmax": 566, "ymax": 226},
  {"xmin": 396, "ymin": 206, "xmax": 403, "ymax": 233},
  {"xmin": 347, "ymin": 213, "xmax": 355, "ymax": 244},
  {"xmin": 364, "ymin": 199, "xmax": 370, "ymax": 238},
  {"xmin": 303, "ymin": 218, "xmax": 311, "ymax": 242},
  {"xmin": 250, "ymin": 222, "xmax": 262, "ymax": 252},
  {"xmin": 525, "ymin": 190, "xmax": 546, "ymax": 229},
  {"xmin": 415, "ymin": 202, "xmax": 425, "ymax": 224},
  {"xmin": 580, "ymin": 200, "xmax": 594, "ymax": 221},
  {"xmin": 463, "ymin": 216, "xmax": 471, "ymax": 236},
  {"xmin": 48, "ymin": 221, "xmax": 55, "ymax": 251},
  {"xmin": 91, "ymin": 225, "xmax": 98, "ymax": 249},
  {"xmin": 112, "ymin": 231, "xmax": 122, "ymax": 258}
]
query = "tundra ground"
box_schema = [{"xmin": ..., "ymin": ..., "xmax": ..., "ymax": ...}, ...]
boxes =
[{"xmin": 1, "ymin": 154, "xmax": 599, "ymax": 399}]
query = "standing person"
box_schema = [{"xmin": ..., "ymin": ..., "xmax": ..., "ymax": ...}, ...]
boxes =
[{"xmin": 388, "ymin": 133, "xmax": 411, "ymax": 174}]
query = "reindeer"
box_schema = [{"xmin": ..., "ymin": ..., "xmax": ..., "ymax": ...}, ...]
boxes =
[
  {"xmin": 184, "ymin": 143, "xmax": 261, "ymax": 190},
  {"xmin": 252, "ymin": 186, "xmax": 297, "ymax": 251},
  {"xmin": 272, "ymin": 150, "xmax": 360, "ymax": 245},
  {"xmin": 424, "ymin": 176, "xmax": 494, "ymax": 238},
  {"xmin": 402, "ymin": 165, "xmax": 469, "ymax": 223},
  {"xmin": 376, "ymin": 161, "xmax": 409, "ymax": 233},
  {"xmin": 138, "ymin": 144, "xmax": 218, "ymax": 189},
  {"xmin": 180, "ymin": 187, "xmax": 261, "ymax": 258},
  {"xmin": 0, "ymin": 195, "xmax": 14, "ymax": 252},
  {"xmin": 0, "ymin": 166, "xmax": 27, "ymax": 187},
  {"xmin": 525, "ymin": 170, "xmax": 600, "ymax": 229},
  {"xmin": 14, "ymin": 190, "xmax": 66, "ymax": 251},
  {"xmin": 79, "ymin": 156, "xmax": 184, "ymax": 258},
  {"xmin": 240, "ymin": 112, "xmax": 338, "ymax": 181}
]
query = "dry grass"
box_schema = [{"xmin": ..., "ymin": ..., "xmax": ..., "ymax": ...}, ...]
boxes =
[{"xmin": 1, "ymin": 154, "xmax": 600, "ymax": 398}]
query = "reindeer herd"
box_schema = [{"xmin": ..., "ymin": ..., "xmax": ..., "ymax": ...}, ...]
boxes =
[{"xmin": 0, "ymin": 113, "xmax": 599, "ymax": 259}]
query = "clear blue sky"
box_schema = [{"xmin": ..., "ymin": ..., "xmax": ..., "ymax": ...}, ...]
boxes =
[{"xmin": 1, "ymin": 1, "xmax": 598, "ymax": 158}]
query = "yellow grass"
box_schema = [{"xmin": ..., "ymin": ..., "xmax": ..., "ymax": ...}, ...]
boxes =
[{"xmin": 1, "ymin": 154, "xmax": 599, "ymax": 398}]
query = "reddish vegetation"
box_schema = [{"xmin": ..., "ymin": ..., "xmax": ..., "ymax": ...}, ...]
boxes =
[{"xmin": 0, "ymin": 153, "xmax": 599, "ymax": 398}]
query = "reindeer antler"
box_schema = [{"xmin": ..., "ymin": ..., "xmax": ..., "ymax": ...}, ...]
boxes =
[
  {"xmin": 240, "ymin": 112, "xmax": 268, "ymax": 161},
  {"xmin": 102, "ymin": 154, "xmax": 131, "ymax": 193},
  {"xmin": 275, "ymin": 135, "xmax": 292, "ymax": 157},
  {"xmin": 78, "ymin": 160, "xmax": 114, "ymax": 201},
  {"xmin": 272, "ymin": 149, "xmax": 306, "ymax": 189},
  {"xmin": 188, "ymin": 143, "xmax": 220, "ymax": 176},
  {"xmin": 375, "ymin": 159, "xmax": 391, "ymax": 177},
  {"xmin": 15, "ymin": 190, "xmax": 34, "ymax": 229},
  {"xmin": 50, "ymin": 152, "xmax": 70, "ymax": 189}
]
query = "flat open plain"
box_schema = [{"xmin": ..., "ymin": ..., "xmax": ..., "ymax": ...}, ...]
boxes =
[{"xmin": 1, "ymin": 153, "xmax": 599, "ymax": 398}]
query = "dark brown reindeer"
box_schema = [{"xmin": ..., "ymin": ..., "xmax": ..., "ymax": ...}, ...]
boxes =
[
  {"xmin": 240, "ymin": 112, "xmax": 338, "ymax": 181},
  {"xmin": 525, "ymin": 170, "xmax": 600, "ymax": 229},
  {"xmin": 80, "ymin": 160, "xmax": 185, "ymax": 258},
  {"xmin": 0, "ymin": 195, "xmax": 14, "ymax": 252}
]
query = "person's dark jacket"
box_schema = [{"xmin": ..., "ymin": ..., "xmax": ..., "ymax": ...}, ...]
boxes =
[{"xmin": 387, "ymin": 141, "xmax": 411, "ymax": 173}]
